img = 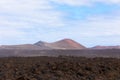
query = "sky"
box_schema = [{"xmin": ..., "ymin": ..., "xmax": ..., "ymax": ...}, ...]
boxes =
[{"xmin": 0, "ymin": 0, "xmax": 120, "ymax": 47}]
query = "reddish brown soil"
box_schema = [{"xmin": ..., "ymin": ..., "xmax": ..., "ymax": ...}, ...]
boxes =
[
  {"xmin": 52, "ymin": 39, "xmax": 86, "ymax": 49},
  {"xmin": 0, "ymin": 56, "xmax": 119, "ymax": 80}
]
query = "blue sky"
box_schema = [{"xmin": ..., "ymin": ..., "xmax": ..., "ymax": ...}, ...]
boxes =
[{"xmin": 0, "ymin": 0, "xmax": 120, "ymax": 47}]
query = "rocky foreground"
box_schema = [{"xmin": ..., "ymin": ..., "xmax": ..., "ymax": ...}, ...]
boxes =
[{"xmin": 0, "ymin": 56, "xmax": 120, "ymax": 80}]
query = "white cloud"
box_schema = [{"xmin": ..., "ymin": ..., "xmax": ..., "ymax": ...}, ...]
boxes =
[
  {"xmin": 68, "ymin": 14, "xmax": 120, "ymax": 37},
  {"xmin": 0, "ymin": 0, "xmax": 65, "ymax": 28},
  {"xmin": 0, "ymin": 0, "xmax": 52, "ymax": 12},
  {"xmin": 0, "ymin": 0, "xmax": 65, "ymax": 35},
  {"xmin": 0, "ymin": 27, "xmax": 26, "ymax": 44},
  {"xmin": 0, "ymin": 0, "xmax": 66, "ymax": 44}
]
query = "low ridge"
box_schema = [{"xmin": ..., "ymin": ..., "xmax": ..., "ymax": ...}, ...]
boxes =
[
  {"xmin": 0, "ymin": 44, "xmax": 48, "ymax": 50},
  {"xmin": 92, "ymin": 45, "xmax": 120, "ymax": 49}
]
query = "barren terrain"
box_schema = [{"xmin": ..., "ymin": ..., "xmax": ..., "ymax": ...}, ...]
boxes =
[
  {"xmin": 0, "ymin": 49, "xmax": 120, "ymax": 58},
  {"xmin": 0, "ymin": 56, "xmax": 119, "ymax": 80}
]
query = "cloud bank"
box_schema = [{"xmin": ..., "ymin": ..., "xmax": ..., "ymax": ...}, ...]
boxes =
[{"xmin": 0, "ymin": 0, "xmax": 120, "ymax": 47}]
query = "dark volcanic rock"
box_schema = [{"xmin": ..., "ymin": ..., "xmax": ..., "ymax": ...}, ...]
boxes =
[{"xmin": 0, "ymin": 57, "xmax": 119, "ymax": 80}]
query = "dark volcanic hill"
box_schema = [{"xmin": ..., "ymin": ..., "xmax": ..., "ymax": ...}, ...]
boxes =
[
  {"xmin": 34, "ymin": 39, "xmax": 86, "ymax": 49},
  {"xmin": 92, "ymin": 45, "xmax": 120, "ymax": 49}
]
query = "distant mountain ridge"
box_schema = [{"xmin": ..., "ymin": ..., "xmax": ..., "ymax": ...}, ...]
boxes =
[
  {"xmin": 34, "ymin": 39, "xmax": 86, "ymax": 49},
  {"xmin": 0, "ymin": 39, "xmax": 86, "ymax": 50},
  {"xmin": 1, "ymin": 39, "xmax": 120, "ymax": 50},
  {"xmin": 92, "ymin": 45, "xmax": 120, "ymax": 49},
  {"xmin": 0, "ymin": 39, "xmax": 120, "ymax": 57}
]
